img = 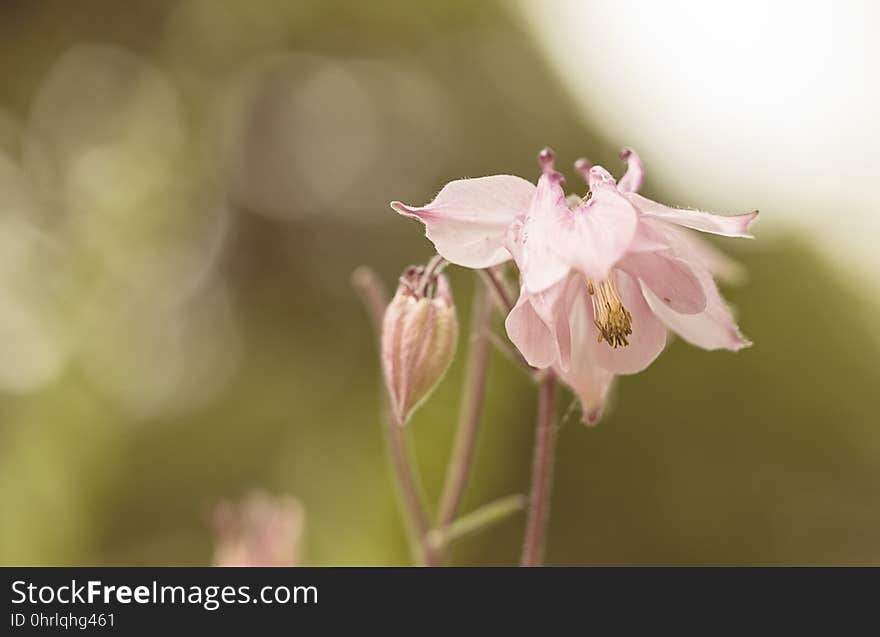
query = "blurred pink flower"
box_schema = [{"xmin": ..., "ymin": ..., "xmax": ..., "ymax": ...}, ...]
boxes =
[
  {"xmin": 392, "ymin": 147, "xmax": 756, "ymax": 423},
  {"xmin": 211, "ymin": 491, "xmax": 305, "ymax": 567}
]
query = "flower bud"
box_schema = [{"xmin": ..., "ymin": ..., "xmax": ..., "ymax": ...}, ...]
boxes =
[{"xmin": 382, "ymin": 262, "xmax": 458, "ymax": 425}]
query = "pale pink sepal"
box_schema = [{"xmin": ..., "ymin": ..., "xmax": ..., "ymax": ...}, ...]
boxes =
[
  {"xmin": 642, "ymin": 221, "xmax": 752, "ymax": 350},
  {"xmin": 390, "ymin": 175, "xmax": 535, "ymax": 269},
  {"xmin": 505, "ymin": 276, "xmax": 575, "ymax": 371},
  {"xmin": 625, "ymin": 192, "xmax": 759, "ymax": 239},
  {"xmin": 618, "ymin": 251, "xmax": 707, "ymax": 315},
  {"xmin": 666, "ymin": 225, "xmax": 747, "ymax": 284},
  {"xmin": 516, "ymin": 171, "xmax": 572, "ymax": 293},
  {"xmin": 642, "ymin": 268, "xmax": 751, "ymax": 352}
]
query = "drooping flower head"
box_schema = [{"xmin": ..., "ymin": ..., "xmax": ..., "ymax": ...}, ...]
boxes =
[{"xmin": 391, "ymin": 148, "xmax": 757, "ymax": 423}]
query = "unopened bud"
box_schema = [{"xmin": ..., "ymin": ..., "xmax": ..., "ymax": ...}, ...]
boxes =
[{"xmin": 382, "ymin": 261, "xmax": 458, "ymax": 425}]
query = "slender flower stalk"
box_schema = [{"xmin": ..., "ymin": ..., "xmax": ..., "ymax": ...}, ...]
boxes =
[
  {"xmin": 521, "ymin": 371, "xmax": 559, "ymax": 567},
  {"xmin": 351, "ymin": 266, "xmax": 390, "ymax": 335},
  {"xmin": 479, "ymin": 266, "xmax": 516, "ymax": 314},
  {"xmin": 437, "ymin": 279, "xmax": 493, "ymax": 527},
  {"xmin": 485, "ymin": 329, "xmax": 532, "ymax": 375},
  {"xmin": 352, "ymin": 266, "xmax": 438, "ymax": 565},
  {"xmin": 429, "ymin": 494, "xmax": 526, "ymax": 551},
  {"xmin": 383, "ymin": 415, "xmax": 439, "ymax": 565}
]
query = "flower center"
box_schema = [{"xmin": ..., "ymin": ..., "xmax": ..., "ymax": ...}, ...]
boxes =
[{"xmin": 588, "ymin": 277, "xmax": 633, "ymax": 348}]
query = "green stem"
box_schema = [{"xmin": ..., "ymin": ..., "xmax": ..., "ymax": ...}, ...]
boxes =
[
  {"xmin": 436, "ymin": 280, "xmax": 493, "ymax": 529},
  {"xmin": 429, "ymin": 494, "xmax": 526, "ymax": 551},
  {"xmin": 383, "ymin": 411, "xmax": 439, "ymax": 566},
  {"xmin": 521, "ymin": 372, "xmax": 559, "ymax": 566},
  {"xmin": 479, "ymin": 267, "xmax": 515, "ymax": 313}
]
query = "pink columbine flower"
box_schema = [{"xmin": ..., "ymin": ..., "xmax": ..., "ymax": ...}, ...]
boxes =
[{"xmin": 391, "ymin": 148, "xmax": 756, "ymax": 423}]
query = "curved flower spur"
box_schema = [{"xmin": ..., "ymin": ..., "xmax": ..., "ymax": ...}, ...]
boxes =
[{"xmin": 391, "ymin": 147, "xmax": 757, "ymax": 424}]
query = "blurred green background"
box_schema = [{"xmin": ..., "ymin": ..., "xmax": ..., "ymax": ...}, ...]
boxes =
[{"xmin": 1, "ymin": 0, "xmax": 878, "ymax": 566}]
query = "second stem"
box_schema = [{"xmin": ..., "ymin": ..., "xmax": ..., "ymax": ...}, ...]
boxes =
[{"xmin": 437, "ymin": 281, "xmax": 493, "ymax": 528}]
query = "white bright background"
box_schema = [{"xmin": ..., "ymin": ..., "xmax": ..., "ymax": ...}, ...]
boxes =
[{"xmin": 520, "ymin": 0, "xmax": 880, "ymax": 280}]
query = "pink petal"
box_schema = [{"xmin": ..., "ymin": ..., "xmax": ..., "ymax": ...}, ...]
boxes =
[
  {"xmin": 556, "ymin": 360, "xmax": 615, "ymax": 426},
  {"xmin": 390, "ymin": 175, "xmax": 535, "ymax": 269},
  {"xmin": 627, "ymin": 216, "xmax": 673, "ymax": 253},
  {"xmin": 505, "ymin": 290, "xmax": 556, "ymax": 369},
  {"xmin": 504, "ymin": 216, "xmax": 525, "ymax": 265},
  {"xmin": 618, "ymin": 251, "xmax": 707, "ymax": 315},
  {"xmin": 640, "ymin": 217, "xmax": 746, "ymax": 283},
  {"xmin": 516, "ymin": 171, "xmax": 572, "ymax": 292},
  {"xmin": 556, "ymin": 289, "xmax": 615, "ymax": 425},
  {"xmin": 616, "ymin": 148, "xmax": 644, "ymax": 193},
  {"xmin": 642, "ymin": 267, "xmax": 751, "ymax": 351},
  {"xmin": 637, "ymin": 219, "xmax": 751, "ymax": 350},
  {"xmin": 505, "ymin": 276, "xmax": 574, "ymax": 370},
  {"xmin": 625, "ymin": 192, "xmax": 759, "ymax": 238},
  {"xmin": 584, "ymin": 271, "xmax": 667, "ymax": 375},
  {"xmin": 545, "ymin": 170, "xmax": 638, "ymax": 283},
  {"xmin": 665, "ymin": 224, "xmax": 746, "ymax": 284}
]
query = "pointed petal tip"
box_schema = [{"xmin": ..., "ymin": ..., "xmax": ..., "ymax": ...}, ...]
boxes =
[
  {"xmin": 733, "ymin": 210, "xmax": 761, "ymax": 239},
  {"xmin": 390, "ymin": 200, "xmax": 413, "ymax": 215},
  {"xmin": 627, "ymin": 192, "xmax": 760, "ymax": 238},
  {"xmin": 391, "ymin": 199, "xmax": 432, "ymax": 225},
  {"xmin": 744, "ymin": 210, "xmax": 760, "ymax": 235},
  {"xmin": 582, "ymin": 408, "xmax": 603, "ymax": 426}
]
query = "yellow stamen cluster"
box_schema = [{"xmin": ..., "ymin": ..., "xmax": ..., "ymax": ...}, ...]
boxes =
[{"xmin": 588, "ymin": 277, "xmax": 633, "ymax": 348}]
